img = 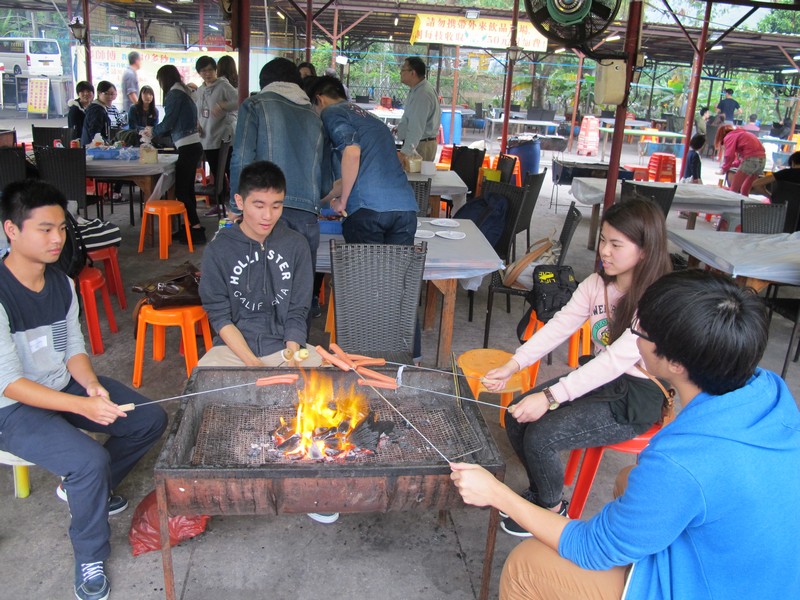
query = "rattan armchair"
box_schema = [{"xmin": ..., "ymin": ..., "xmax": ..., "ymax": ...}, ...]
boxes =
[
  {"xmin": 409, "ymin": 177, "xmax": 432, "ymax": 217},
  {"xmin": 0, "ymin": 147, "xmax": 27, "ymax": 190},
  {"xmin": 34, "ymin": 146, "xmax": 103, "ymax": 219},
  {"xmin": 620, "ymin": 181, "xmax": 677, "ymax": 218},
  {"xmin": 330, "ymin": 240, "xmax": 427, "ymax": 364},
  {"xmin": 31, "ymin": 125, "xmax": 70, "ymax": 149},
  {"xmin": 511, "ymin": 169, "xmax": 548, "ymax": 261},
  {"xmin": 740, "ymin": 201, "xmax": 788, "ymax": 234}
]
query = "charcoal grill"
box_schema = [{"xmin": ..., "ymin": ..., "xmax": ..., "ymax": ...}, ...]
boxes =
[{"xmin": 154, "ymin": 366, "xmax": 505, "ymax": 600}]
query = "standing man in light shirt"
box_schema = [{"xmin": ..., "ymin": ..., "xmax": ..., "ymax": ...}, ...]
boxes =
[
  {"xmin": 121, "ymin": 51, "xmax": 141, "ymax": 113},
  {"xmin": 396, "ymin": 56, "xmax": 440, "ymax": 166}
]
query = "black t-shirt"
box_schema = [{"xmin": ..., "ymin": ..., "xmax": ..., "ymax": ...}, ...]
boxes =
[
  {"xmin": 773, "ymin": 168, "xmax": 800, "ymax": 184},
  {"xmin": 717, "ymin": 97, "xmax": 740, "ymax": 120}
]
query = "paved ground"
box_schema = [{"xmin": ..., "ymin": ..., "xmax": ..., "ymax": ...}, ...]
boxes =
[{"xmin": 2, "ymin": 107, "xmax": 799, "ymax": 599}]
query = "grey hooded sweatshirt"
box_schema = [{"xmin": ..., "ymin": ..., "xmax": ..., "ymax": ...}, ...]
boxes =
[{"xmin": 199, "ymin": 219, "xmax": 313, "ymax": 356}]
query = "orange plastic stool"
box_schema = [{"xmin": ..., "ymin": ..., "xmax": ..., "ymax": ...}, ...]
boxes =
[
  {"xmin": 647, "ymin": 152, "xmax": 677, "ymax": 183},
  {"xmin": 567, "ymin": 320, "xmax": 592, "ymax": 368},
  {"xmin": 137, "ymin": 200, "xmax": 193, "ymax": 260},
  {"xmin": 564, "ymin": 423, "xmax": 662, "ymax": 519},
  {"xmin": 87, "ymin": 246, "xmax": 126, "ymax": 309},
  {"xmin": 77, "ymin": 266, "xmax": 118, "ymax": 355},
  {"xmin": 457, "ymin": 349, "xmax": 531, "ymax": 428},
  {"xmin": 622, "ymin": 164, "xmax": 648, "ymax": 181},
  {"xmin": 436, "ymin": 145, "xmax": 454, "ymax": 170},
  {"xmin": 132, "ymin": 304, "xmax": 212, "ymax": 387}
]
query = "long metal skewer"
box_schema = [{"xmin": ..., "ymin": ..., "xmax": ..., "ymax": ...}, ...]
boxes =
[
  {"xmin": 387, "ymin": 361, "xmax": 484, "ymax": 381},
  {"xmin": 397, "ymin": 383, "xmax": 508, "ymax": 411},
  {"xmin": 120, "ymin": 380, "xmax": 264, "ymax": 409}
]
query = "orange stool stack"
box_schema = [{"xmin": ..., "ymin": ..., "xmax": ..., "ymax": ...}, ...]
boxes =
[
  {"xmin": 457, "ymin": 349, "xmax": 531, "ymax": 428},
  {"xmin": 647, "ymin": 152, "xmax": 677, "ymax": 182},
  {"xmin": 563, "ymin": 423, "xmax": 662, "ymax": 519},
  {"xmin": 77, "ymin": 266, "xmax": 119, "ymax": 355},
  {"xmin": 622, "ymin": 164, "xmax": 649, "ymax": 181},
  {"xmin": 137, "ymin": 200, "xmax": 194, "ymax": 260},
  {"xmin": 132, "ymin": 304, "xmax": 212, "ymax": 388},
  {"xmin": 436, "ymin": 145, "xmax": 454, "ymax": 170},
  {"xmin": 87, "ymin": 246, "xmax": 126, "ymax": 309}
]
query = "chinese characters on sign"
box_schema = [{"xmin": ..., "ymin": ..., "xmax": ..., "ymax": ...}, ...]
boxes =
[
  {"xmin": 411, "ymin": 14, "xmax": 548, "ymax": 51},
  {"xmin": 27, "ymin": 78, "xmax": 50, "ymax": 114}
]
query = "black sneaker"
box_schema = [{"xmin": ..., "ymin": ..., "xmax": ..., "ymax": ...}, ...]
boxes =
[
  {"xmin": 172, "ymin": 228, "xmax": 187, "ymax": 242},
  {"xmin": 180, "ymin": 227, "xmax": 207, "ymax": 246},
  {"xmin": 311, "ymin": 296, "xmax": 323, "ymax": 318},
  {"xmin": 56, "ymin": 484, "xmax": 128, "ymax": 516},
  {"xmin": 74, "ymin": 561, "xmax": 110, "ymax": 600},
  {"xmin": 499, "ymin": 488, "xmax": 537, "ymax": 518},
  {"xmin": 500, "ymin": 501, "xmax": 569, "ymax": 538}
]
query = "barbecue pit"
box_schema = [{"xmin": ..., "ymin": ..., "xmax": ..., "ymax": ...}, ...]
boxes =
[{"xmin": 154, "ymin": 366, "xmax": 505, "ymax": 600}]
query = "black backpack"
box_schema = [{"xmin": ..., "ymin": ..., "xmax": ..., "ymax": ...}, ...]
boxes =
[
  {"xmin": 452, "ymin": 192, "xmax": 507, "ymax": 248},
  {"xmin": 56, "ymin": 212, "xmax": 89, "ymax": 278},
  {"xmin": 516, "ymin": 265, "xmax": 578, "ymax": 343}
]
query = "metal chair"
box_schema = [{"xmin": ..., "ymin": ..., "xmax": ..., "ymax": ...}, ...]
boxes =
[
  {"xmin": 34, "ymin": 146, "xmax": 103, "ymax": 219},
  {"xmin": 483, "ymin": 202, "xmax": 582, "ymax": 348},
  {"xmin": 408, "ymin": 177, "xmax": 432, "ymax": 217},
  {"xmin": 329, "ymin": 240, "xmax": 427, "ymax": 364},
  {"xmin": 195, "ymin": 139, "xmax": 231, "ymax": 217},
  {"xmin": 740, "ymin": 201, "xmax": 788, "ymax": 234},
  {"xmin": 512, "ymin": 169, "xmax": 548, "ymax": 261},
  {"xmin": 620, "ymin": 181, "xmax": 677, "ymax": 218},
  {"xmin": 31, "ymin": 125, "xmax": 70, "ymax": 149},
  {"xmin": 0, "ymin": 147, "xmax": 27, "ymax": 190}
]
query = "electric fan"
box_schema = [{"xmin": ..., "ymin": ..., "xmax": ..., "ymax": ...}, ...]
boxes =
[{"xmin": 524, "ymin": 0, "xmax": 621, "ymax": 49}]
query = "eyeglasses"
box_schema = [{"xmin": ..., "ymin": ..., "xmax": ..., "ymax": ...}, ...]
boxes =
[{"xmin": 630, "ymin": 319, "xmax": 653, "ymax": 342}]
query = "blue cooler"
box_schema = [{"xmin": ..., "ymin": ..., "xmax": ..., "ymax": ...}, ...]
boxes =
[
  {"xmin": 441, "ymin": 110, "xmax": 462, "ymax": 145},
  {"xmin": 507, "ymin": 136, "xmax": 541, "ymax": 177}
]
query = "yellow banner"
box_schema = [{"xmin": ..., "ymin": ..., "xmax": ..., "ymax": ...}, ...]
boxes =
[
  {"xmin": 411, "ymin": 14, "xmax": 548, "ymax": 52},
  {"xmin": 27, "ymin": 78, "xmax": 50, "ymax": 114}
]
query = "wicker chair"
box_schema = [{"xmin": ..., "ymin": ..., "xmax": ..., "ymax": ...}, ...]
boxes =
[
  {"xmin": 450, "ymin": 145, "xmax": 486, "ymax": 199},
  {"xmin": 408, "ymin": 177, "xmax": 432, "ymax": 217},
  {"xmin": 511, "ymin": 169, "xmax": 548, "ymax": 261},
  {"xmin": 620, "ymin": 181, "xmax": 677, "ymax": 218},
  {"xmin": 31, "ymin": 125, "xmax": 70, "ymax": 149},
  {"xmin": 496, "ymin": 154, "xmax": 517, "ymax": 185},
  {"xmin": 483, "ymin": 202, "xmax": 582, "ymax": 347},
  {"xmin": 34, "ymin": 146, "xmax": 103, "ymax": 219},
  {"xmin": 740, "ymin": 201, "xmax": 788, "ymax": 234},
  {"xmin": 771, "ymin": 180, "xmax": 800, "ymax": 233},
  {"xmin": 0, "ymin": 147, "xmax": 27, "ymax": 190},
  {"xmin": 466, "ymin": 180, "xmax": 528, "ymax": 322},
  {"xmin": 330, "ymin": 240, "xmax": 427, "ymax": 364}
]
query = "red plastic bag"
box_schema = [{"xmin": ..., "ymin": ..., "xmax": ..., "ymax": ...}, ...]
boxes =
[{"xmin": 129, "ymin": 490, "xmax": 211, "ymax": 556}]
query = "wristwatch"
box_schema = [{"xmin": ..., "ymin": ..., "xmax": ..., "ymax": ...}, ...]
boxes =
[{"xmin": 543, "ymin": 387, "xmax": 560, "ymax": 411}]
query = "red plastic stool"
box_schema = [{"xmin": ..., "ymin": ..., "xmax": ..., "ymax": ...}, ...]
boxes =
[
  {"xmin": 622, "ymin": 164, "xmax": 648, "ymax": 181},
  {"xmin": 564, "ymin": 423, "xmax": 663, "ymax": 519},
  {"xmin": 137, "ymin": 200, "xmax": 193, "ymax": 260},
  {"xmin": 87, "ymin": 246, "xmax": 126, "ymax": 309},
  {"xmin": 132, "ymin": 304, "xmax": 212, "ymax": 387},
  {"xmin": 77, "ymin": 266, "xmax": 118, "ymax": 355},
  {"xmin": 647, "ymin": 153, "xmax": 677, "ymax": 183}
]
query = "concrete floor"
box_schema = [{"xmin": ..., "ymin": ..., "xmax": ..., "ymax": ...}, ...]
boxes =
[{"xmin": 2, "ymin": 109, "xmax": 800, "ymax": 599}]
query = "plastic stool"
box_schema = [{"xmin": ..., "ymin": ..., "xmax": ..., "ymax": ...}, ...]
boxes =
[
  {"xmin": 622, "ymin": 164, "xmax": 648, "ymax": 181},
  {"xmin": 457, "ymin": 349, "xmax": 531, "ymax": 428},
  {"xmin": 648, "ymin": 153, "xmax": 677, "ymax": 183},
  {"xmin": 133, "ymin": 304, "xmax": 212, "ymax": 387},
  {"xmin": 567, "ymin": 320, "xmax": 592, "ymax": 368},
  {"xmin": 0, "ymin": 450, "xmax": 34, "ymax": 498},
  {"xmin": 87, "ymin": 246, "xmax": 126, "ymax": 309},
  {"xmin": 137, "ymin": 200, "xmax": 193, "ymax": 260},
  {"xmin": 564, "ymin": 423, "xmax": 662, "ymax": 519},
  {"xmin": 77, "ymin": 266, "xmax": 118, "ymax": 355}
]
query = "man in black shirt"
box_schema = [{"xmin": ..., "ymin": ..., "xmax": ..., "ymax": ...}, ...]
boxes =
[{"xmin": 751, "ymin": 151, "xmax": 800, "ymax": 196}]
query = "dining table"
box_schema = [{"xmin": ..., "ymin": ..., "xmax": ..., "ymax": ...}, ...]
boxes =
[
  {"xmin": 485, "ymin": 117, "xmax": 558, "ymax": 140},
  {"xmin": 570, "ymin": 177, "xmax": 752, "ymax": 250},
  {"xmin": 407, "ymin": 170, "xmax": 469, "ymax": 216},
  {"xmin": 317, "ymin": 218, "xmax": 504, "ymax": 368},
  {"xmin": 85, "ymin": 153, "xmax": 178, "ymax": 225},
  {"xmin": 598, "ymin": 126, "xmax": 685, "ymax": 161}
]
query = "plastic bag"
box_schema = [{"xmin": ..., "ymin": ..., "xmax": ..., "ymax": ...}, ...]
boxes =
[{"xmin": 128, "ymin": 490, "xmax": 211, "ymax": 556}]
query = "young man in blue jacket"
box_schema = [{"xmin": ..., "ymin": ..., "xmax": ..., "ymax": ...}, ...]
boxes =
[
  {"xmin": 451, "ymin": 269, "xmax": 800, "ymax": 599},
  {"xmin": 0, "ymin": 180, "xmax": 167, "ymax": 600}
]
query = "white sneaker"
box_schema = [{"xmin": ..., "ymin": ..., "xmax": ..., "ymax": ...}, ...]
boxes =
[
  {"xmin": 307, "ymin": 512, "xmax": 340, "ymax": 524},
  {"xmin": 56, "ymin": 484, "xmax": 128, "ymax": 516}
]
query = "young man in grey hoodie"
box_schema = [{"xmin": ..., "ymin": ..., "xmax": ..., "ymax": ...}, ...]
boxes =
[{"xmin": 198, "ymin": 161, "xmax": 322, "ymax": 367}]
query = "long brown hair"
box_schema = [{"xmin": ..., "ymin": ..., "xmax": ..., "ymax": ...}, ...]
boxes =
[
  {"xmin": 600, "ymin": 199, "xmax": 672, "ymax": 343},
  {"xmin": 217, "ymin": 55, "xmax": 238, "ymax": 89},
  {"xmin": 156, "ymin": 64, "xmax": 191, "ymax": 100}
]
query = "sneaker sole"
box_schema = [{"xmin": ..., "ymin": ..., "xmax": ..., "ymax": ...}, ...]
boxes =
[
  {"xmin": 500, "ymin": 519, "xmax": 533, "ymax": 538},
  {"xmin": 307, "ymin": 512, "xmax": 340, "ymax": 524}
]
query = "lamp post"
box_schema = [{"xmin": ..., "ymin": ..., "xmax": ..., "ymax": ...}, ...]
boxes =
[
  {"xmin": 68, "ymin": 17, "xmax": 86, "ymax": 44},
  {"xmin": 69, "ymin": 8, "xmax": 92, "ymax": 83}
]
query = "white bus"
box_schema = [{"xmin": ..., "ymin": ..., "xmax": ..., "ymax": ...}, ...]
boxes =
[{"xmin": 0, "ymin": 37, "xmax": 62, "ymax": 76}]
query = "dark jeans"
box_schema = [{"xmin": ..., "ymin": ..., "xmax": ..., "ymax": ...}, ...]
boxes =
[
  {"xmin": 203, "ymin": 147, "xmax": 231, "ymax": 204},
  {"xmin": 505, "ymin": 377, "xmax": 649, "ymax": 509},
  {"xmin": 175, "ymin": 142, "xmax": 204, "ymax": 227},
  {"xmin": 281, "ymin": 207, "xmax": 320, "ymax": 275},
  {"xmin": 342, "ymin": 209, "xmax": 417, "ymax": 245},
  {"xmin": 0, "ymin": 376, "xmax": 167, "ymax": 563}
]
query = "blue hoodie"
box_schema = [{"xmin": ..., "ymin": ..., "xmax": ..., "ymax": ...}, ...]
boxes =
[
  {"xmin": 559, "ymin": 368, "xmax": 800, "ymax": 599},
  {"xmin": 199, "ymin": 220, "xmax": 312, "ymax": 356}
]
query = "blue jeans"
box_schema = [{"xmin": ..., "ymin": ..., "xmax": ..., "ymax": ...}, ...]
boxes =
[
  {"xmin": 0, "ymin": 376, "xmax": 167, "ymax": 563},
  {"xmin": 281, "ymin": 207, "xmax": 320, "ymax": 275},
  {"xmin": 342, "ymin": 209, "xmax": 417, "ymax": 245}
]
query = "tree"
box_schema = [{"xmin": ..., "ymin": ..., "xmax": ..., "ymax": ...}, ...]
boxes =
[{"xmin": 757, "ymin": 10, "xmax": 800, "ymax": 35}]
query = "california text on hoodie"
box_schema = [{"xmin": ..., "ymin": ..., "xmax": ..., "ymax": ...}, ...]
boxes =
[{"xmin": 199, "ymin": 220, "xmax": 313, "ymax": 356}]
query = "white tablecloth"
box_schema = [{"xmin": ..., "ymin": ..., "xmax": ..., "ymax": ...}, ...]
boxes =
[
  {"xmin": 316, "ymin": 218, "xmax": 503, "ymax": 281},
  {"xmin": 669, "ymin": 230, "xmax": 800, "ymax": 285},
  {"xmin": 86, "ymin": 154, "xmax": 178, "ymax": 201},
  {"xmin": 570, "ymin": 177, "xmax": 751, "ymax": 213}
]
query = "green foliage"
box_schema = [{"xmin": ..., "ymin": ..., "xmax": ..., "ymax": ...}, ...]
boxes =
[{"xmin": 757, "ymin": 10, "xmax": 800, "ymax": 34}]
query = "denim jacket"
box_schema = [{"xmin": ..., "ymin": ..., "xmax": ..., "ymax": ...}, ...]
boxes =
[
  {"xmin": 152, "ymin": 85, "xmax": 199, "ymax": 146},
  {"xmin": 229, "ymin": 84, "xmax": 326, "ymax": 214}
]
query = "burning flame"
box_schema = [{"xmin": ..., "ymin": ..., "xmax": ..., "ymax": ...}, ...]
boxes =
[{"xmin": 273, "ymin": 371, "xmax": 369, "ymax": 460}]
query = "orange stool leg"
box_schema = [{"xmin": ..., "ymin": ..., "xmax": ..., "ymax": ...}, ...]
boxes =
[
  {"xmin": 137, "ymin": 211, "xmax": 149, "ymax": 253},
  {"xmin": 152, "ymin": 324, "xmax": 166, "ymax": 361},
  {"xmin": 158, "ymin": 209, "xmax": 171, "ymax": 260},
  {"xmin": 79, "ymin": 279, "xmax": 103, "ymax": 355},
  {"xmin": 563, "ymin": 449, "xmax": 584, "ymax": 486},
  {"xmin": 182, "ymin": 210, "xmax": 194, "ymax": 254},
  {"xmin": 132, "ymin": 313, "xmax": 148, "ymax": 388},
  {"xmin": 99, "ymin": 283, "xmax": 118, "ymax": 334},
  {"xmin": 567, "ymin": 447, "xmax": 607, "ymax": 519},
  {"xmin": 199, "ymin": 314, "xmax": 212, "ymax": 352},
  {"xmin": 180, "ymin": 316, "xmax": 200, "ymax": 378}
]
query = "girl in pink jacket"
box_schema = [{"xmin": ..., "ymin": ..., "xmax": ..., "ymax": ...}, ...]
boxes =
[
  {"xmin": 716, "ymin": 125, "xmax": 766, "ymax": 196},
  {"xmin": 482, "ymin": 199, "xmax": 672, "ymax": 537}
]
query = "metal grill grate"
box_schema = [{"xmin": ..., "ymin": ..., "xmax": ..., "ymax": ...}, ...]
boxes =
[{"xmin": 190, "ymin": 401, "xmax": 482, "ymax": 466}]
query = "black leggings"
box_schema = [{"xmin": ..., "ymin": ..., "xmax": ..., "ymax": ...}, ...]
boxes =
[{"xmin": 175, "ymin": 142, "xmax": 204, "ymax": 227}]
